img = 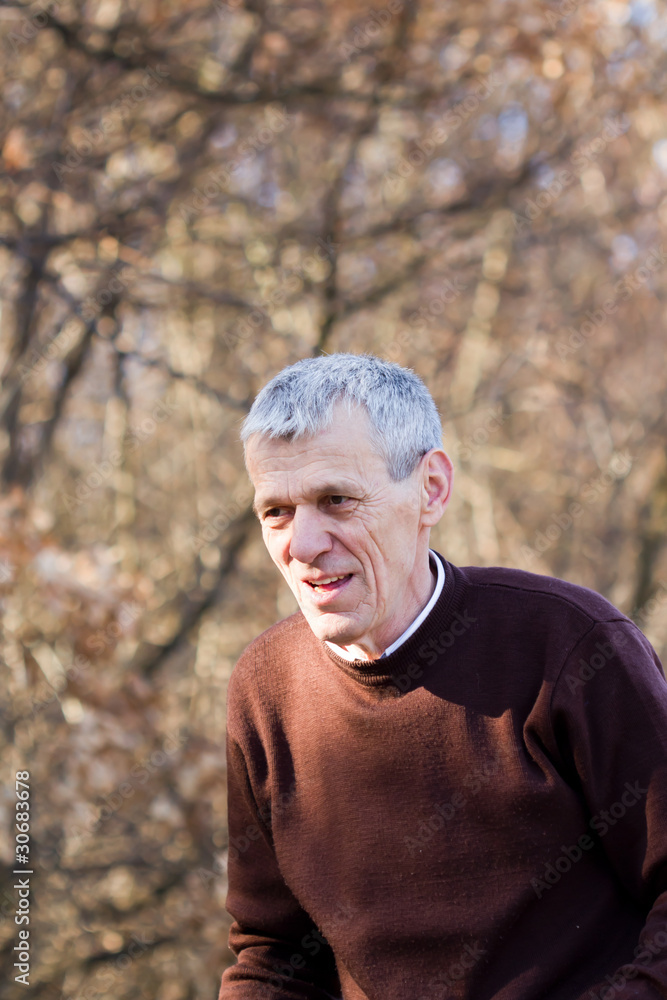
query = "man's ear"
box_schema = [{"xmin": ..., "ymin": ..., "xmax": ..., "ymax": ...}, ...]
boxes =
[{"xmin": 420, "ymin": 449, "xmax": 453, "ymax": 527}]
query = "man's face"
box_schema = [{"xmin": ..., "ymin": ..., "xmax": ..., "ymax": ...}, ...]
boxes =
[{"xmin": 245, "ymin": 402, "xmax": 451, "ymax": 657}]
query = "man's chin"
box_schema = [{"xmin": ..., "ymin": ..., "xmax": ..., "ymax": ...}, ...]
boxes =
[{"xmin": 299, "ymin": 605, "xmax": 365, "ymax": 646}]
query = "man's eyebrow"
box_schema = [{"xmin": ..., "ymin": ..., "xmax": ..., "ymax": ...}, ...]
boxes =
[
  {"xmin": 252, "ymin": 495, "xmax": 287, "ymax": 517},
  {"xmin": 310, "ymin": 482, "xmax": 358, "ymax": 496},
  {"xmin": 252, "ymin": 496, "xmax": 274, "ymax": 516},
  {"xmin": 253, "ymin": 483, "xmax": 358, "ymax": 516}
]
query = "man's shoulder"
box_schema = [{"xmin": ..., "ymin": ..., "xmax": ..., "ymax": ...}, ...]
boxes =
[
  {"xmin": 456, "ymin": 561, "xmax": 630, "ymax": 625},
  {"xmin": 229, "ymin": 610, "xmax": 314, "ymax": 690}
]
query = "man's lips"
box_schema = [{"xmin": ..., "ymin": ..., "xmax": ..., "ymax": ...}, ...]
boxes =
[{"xmin": 303, "ymin": 573, "xmax": 353, "ymax": 596}]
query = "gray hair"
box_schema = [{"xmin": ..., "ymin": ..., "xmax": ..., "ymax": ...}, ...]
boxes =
[{"xmin": 240, "ymin": 353, "xmax": 443, "ymax": 481}]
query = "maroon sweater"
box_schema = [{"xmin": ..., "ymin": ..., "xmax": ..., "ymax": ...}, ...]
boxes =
[{"xmin": 219, "ymin": 554, "xmax": 667, "ymax": 1000}]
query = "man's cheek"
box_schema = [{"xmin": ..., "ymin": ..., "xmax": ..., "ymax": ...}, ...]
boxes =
[{"xmin": 264, "ymin": 531, "xmax": 286, "ymax": 565}]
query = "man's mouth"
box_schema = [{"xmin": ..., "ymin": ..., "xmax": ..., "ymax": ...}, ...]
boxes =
[{"xmin": 305, "ymin": 574, "xmax": 353, "ymax": 593}]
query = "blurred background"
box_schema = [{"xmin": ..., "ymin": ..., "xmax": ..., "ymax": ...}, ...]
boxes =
[{"xmin": 1, "ymin": 0, "xmax": 667, "ymax": 997}]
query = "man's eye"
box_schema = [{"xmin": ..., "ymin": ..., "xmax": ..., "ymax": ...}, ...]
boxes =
[
  {"xmin": 327, "ymin": 495, "xmax": 348, "ymax": 506},
  {"xmin": 264, "ymin": 507, "xmax": 286, "ymax": 519}
]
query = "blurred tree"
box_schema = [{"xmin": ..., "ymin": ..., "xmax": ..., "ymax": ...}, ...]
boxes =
[{"xmin": 0, "ymin": 0, "xmax": 667, "ymax": 997}]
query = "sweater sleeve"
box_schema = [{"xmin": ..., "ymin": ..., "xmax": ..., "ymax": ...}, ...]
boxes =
[
  {"xmin": 219, "ymin": 727, "xmax": 341, "ymax": 999},
  {"xmin": 550, "ymin": 618, "xmax": 667, "ymax": 1000}
]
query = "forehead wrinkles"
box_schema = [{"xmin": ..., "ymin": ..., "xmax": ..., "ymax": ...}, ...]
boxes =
[
  {"xmin": 249, "ymin": 429, "xmax": 385, "ymax": 480},
  {"xmin": 253, "ymin": 458, "xmax": 368, "ymax": 507},
  {"xmin": 252, "ymin": 441, "xmax": 352, "ymax": 473}
]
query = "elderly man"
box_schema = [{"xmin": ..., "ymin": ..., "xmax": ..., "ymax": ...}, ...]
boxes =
[{"xmin": 218, "ymin": 353, "xmax": 667, "ymax": 1000}]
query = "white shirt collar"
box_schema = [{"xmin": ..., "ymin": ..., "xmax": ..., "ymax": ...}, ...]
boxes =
[{"xmin": 325, "ymin": 550, "xmax": 445, "ymax": 662}]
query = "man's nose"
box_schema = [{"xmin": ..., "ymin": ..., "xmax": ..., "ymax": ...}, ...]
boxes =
[{"xmin": 288, "ymin": 505, "xmax": 332, "ymax": 564}]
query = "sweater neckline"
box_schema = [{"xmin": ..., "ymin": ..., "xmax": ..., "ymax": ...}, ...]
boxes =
[{"xmin": 319, "ymin": 552, "xmax": 465, "ymax": 686}]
